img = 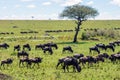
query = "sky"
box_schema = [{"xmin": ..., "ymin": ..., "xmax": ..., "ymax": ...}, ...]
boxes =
[{"xmin": 0, "ymin": 0, "xmax": 120, "ymax": 20}]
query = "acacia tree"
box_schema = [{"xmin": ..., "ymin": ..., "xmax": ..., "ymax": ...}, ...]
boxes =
[{"xmin": 60, "ymin": 4, "xmax": 99, "ymax": 43}]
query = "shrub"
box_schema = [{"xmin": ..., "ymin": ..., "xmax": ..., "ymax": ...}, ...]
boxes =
[{"xmin": 81, "ymin": 29, "xmax": 120, "ymax": 40}]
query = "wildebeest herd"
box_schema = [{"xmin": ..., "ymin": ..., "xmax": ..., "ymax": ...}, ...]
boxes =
[{"xmin": 0, "ymin": 40, "xmax": 120, "ymax": 73}]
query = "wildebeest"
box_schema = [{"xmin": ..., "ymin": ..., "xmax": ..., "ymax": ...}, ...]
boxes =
[
  {"xmin": 56, "ymin": 56, "xmax": 72, "ymax": 69},
  {"xmin": 0, "ymin": 43, "xmax": 9, "ymax": 49},
  {"xmin": 44, "ymin": 43, "xmax": 58, "ymax": 49},
  {"xmin": 114, "ymin": 40, "xmax": 120, "ymax": 46},
  {"xmin": 62, "ymin": 57, "xmax": 81, "ymax": 72},
  {"xmin": 96, "ymin": 43, "xmax": 106, "ymax": 50},
  {"xmin": 62, "ymin": 46, "xmax": 73, "ymax": 53},
  {"xmin": 17, "ymin": 51, "xmax": 29, "ymax": 58},
  {"xmin": 1, "ymin": 58, "xmax": 13, "ymax": 69},
  {"xmin": 73, "ymin": 53, "xmax": 84, "ymax": 59},
  {"xmin": 19, "ymin": 57, "xmax": 30, "ymax": 67},
  {"xmin": 109, "ymin": 53, "xmax": 120, "ymax": 63},
  {"xmin": 97, "ymin": 53, "xmax": 109, "ymax": 59},
  {"xmin": 42, "ymin": 47, "xmax": 53, "ymax": 55},
  {"xmin": 14, "ymin": 45, "xmax": 21, "ymax": 51},
  {"xmin": 89, "ymin": 46, "xmax": 100, "ymax": 54},
  {"xmin": 35, "ymin": 44, "xmax": 44, "ymax": 50},
  {"xmin": 106, "ymin": 44, "xmax": 115, "ymax": 52},
  {"xmin": 23, "ymin": 44, "xmax": 31, "ymax": 51},
  {"xmin": 19, "ymin": 57, "xmax": 43, "ymax": 68},
  {"xmin": 109, "ymin": 42, "xmax": 116, "ymax": 48},
  {"xmin": 79, "ymin": 56, "xmax": 97, "ymax": 67},
  {"xmin": 29, "ymin": 57, "xmax": 43, "ymax": 68}
]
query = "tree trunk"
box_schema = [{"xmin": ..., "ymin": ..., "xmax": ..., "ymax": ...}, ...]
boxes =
[{"xmin": 73, "ymin": 21, "xmax": 81, "ymax": 43}]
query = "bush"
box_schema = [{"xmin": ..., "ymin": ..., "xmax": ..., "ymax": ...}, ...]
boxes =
[
  {"xmin": 81, "ymin": 29, "xmax": 120, "ymax": 40},
  {"xmin": 81, "ymin": 32, "xmax": 90, "ymax": 40}
]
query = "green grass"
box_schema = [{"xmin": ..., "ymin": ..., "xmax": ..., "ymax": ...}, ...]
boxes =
[{"xmin": 0, "ymin": 20, "xmax": 120, "ymax": 80}]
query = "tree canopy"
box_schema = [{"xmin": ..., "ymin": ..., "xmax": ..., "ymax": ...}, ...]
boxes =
[{"xmin": 60, "ymin": 4, "xmax": 99, "ymax": 21}]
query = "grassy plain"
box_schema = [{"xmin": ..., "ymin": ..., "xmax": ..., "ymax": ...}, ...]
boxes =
[{"xmin": 0, "ymin": 20, "xmax": 120, "ymax": 80}]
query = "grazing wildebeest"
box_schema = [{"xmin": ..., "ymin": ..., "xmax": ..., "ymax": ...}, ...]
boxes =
[
  {"xmin": 56, "ymin": 56, "xmax": 72, "ymax": 69},
  {"xmin": 19, "ymin": 57, "xmax": 30, "ymax": 67},
  {"xmin": 35, "ymin": 44, "xmax": 44, "ymax": 50},
  {"xmin": 29, "ymin": 57, "xmax": 43, "ymax": 68},
  {"xmin": 109, "ymin": 42, "xmax": 116, "ymax": 47},
  {"xmin": 19, "ymin": 57, "xmax": 43, "ymax": 68},
  {"xmin": 79, "ymin": 56, "xmax": 97, "ymax": 67},
  {"xmin": 42, "ymin": 47, "xmax": 53, "ymax": 55},
  {"xmin": 89, "ymin": 46, "xmax": 100, "ymax": 54},
  {"xmin": 0, "ymin": 43, "xmax": 9, "ymax": 49},
  {"xmin": 44, "ymin": 43, "xmax": 58, "ymax": 49},
  {"xmin": 109, "ymin": 53, "xmax": 120, "ymax": 63},
  {"xmin": 73, "ymin": 53, "xmax": 84, "ymax": 59},
  {"xmin": 62, "ymin": 46, "xmax": 73, "ymax": 53},
  {"xmin": 106, "ymin": 44, "xmax": 115, "ymax": 52},
  {"xmin": 1, "ymin": 58, "xmax": 13, "ymax": 69},
  {"xmin": 23, "ymin": 44, "xmax": 31, "ymax": 51},
  {"xmin": 97, "ymin": 53, "xmax": 109, "ymax": 59},
  {"xmin": 14, "ymin": 45, "xmax": 21, "ymax": 51},
  {"xmin": 96, "ymin": 43, "xmax": 106, "ymax": 50},
  {"xmin": 79, "ymin": 57, "xmax": 88, "ymax": 67},
  {"xmin": 114, "ymin": 40, "xmax": 120, "ymax": 46},
  {"xmin": 86, "ymin": 56, "xmax": 97, "ymax": 67},
  {"xmin": 95, "ymin": 56, "xmax": 104, "ymax": 63},
  {"xmin": 17, "ymin": 51, "xmax": 29, "ymax": 58},
  {"xmin": 62, "ymin": 57, "xmax": 81, "ymax": 72}
]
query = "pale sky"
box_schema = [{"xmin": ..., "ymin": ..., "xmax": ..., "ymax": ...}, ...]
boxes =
[{"xmin": 0, "ymin": 0, "xmax": 120, "ymax": 20}]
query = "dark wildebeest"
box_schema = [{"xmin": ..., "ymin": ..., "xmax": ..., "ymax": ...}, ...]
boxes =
[
  {"xmin": 56, "ymin": 56, "xmax": 72, "ymax": 69},
  {"xmin": 35, "ymin": 44, "xmax": 44, "ymax": 50},
  {"xmin": 89, "ymin": 46, "xmax": 100, "ymax": 54},
  {"xmin": 19, "ymin": 57, "xmax": 30, "ymax": 67},
  {"xmin": 23, "ymin": 44, "xmax": 31, "ymax": 51},
  {"xmin": 14, "ymin": 45, "xmax": 21, "ymax": 51},
  {"xmin": 79, "ymin": 57, "xmax": 88, "ymax": 67},
  {"xmin": 109, "ymin": 42, "xmax": 116, "ymax": 47},
  {"xmin": 62, "ymin": 57, "xmax": 81, "ymax": 72},
  {"xmin": 0, "ymin": 43, "xmax": 9, "ymax": 49},
  {"xmin": 96, "ymin": 43, "xmax": 106, "ymax": 50},
  {"xmin": 97, "ymin": 53, "xmax": 109, "ymax": 59},
  {"xmin": 114, "ymin": 40, "xmax": 120, "ymax": 46},
  {"xmin": 44, "ymin": 43, "xmax": 58, "ymax": 49},
  {"xmin": 19, "ymin": 57, "xmax": 43, "ymax": 68},
  {"xmin": 79, "ymin": 56, "xmax": 97, "ymax": 67},
  {"xmin": 86, "ymin": 56, "xmax": 97, "ymax": 67},
  {"xmin": 29, "ymin": 57, "xmax": 43, "ymax": 68},
  {"xmin": 94, "ymin": 56, "xmax": 105, "ymax": 64},
  {"xmin": 109, "ymin": 53, "xmax": 120, "ymax": 63},
  {"xmin": 17, "ymin": 51, "xmax": 29, "ymax": 58},
  {"xmin": 42, "ymin": 47, "xmax": 53, "ymax": 55},
  {"xmin": 106, "ymin": 44, "xmax": 115, "ymax": 52},
  {"xmin": 1, "ymin": 58, "xmax": 13, "ymax": 69},
  {"xmin": 62, "ymin": 46, "xmax": 73, "ymax": 53},
  {"xmin": 73, "ymin": 54, "xmax": 84, "ymax": 59}
]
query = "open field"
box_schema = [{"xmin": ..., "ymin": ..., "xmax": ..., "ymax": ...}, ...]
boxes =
[{"xmin": 0, "ymin": 20, "xmax": 120, "ymax": 80}]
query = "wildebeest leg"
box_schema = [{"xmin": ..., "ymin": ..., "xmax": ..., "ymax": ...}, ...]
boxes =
[
  {"xmin": 62, "ymin": 49, "xmax": 64, "ymax": 53},
  {"xmin": 82, "ymin": 62, "xmax": 85, "ymax": 68},
  {"xmin": 44, "ymin": 51, "xmax": 46, "ymax": 54},
  {"xmin": 73, "ymin": 66, "xmax": 76, "ymax": 72},
  {"xmin": 56, "ymin": 62, "xmax": 61, "ymax": 69},
  {"xmin": 89, "ymin": 49, "xmax": 91, "ymax": 54},
  {"xmin": 66, "ymin": 65, "xmax": 69, "ymax": 72},
  {"xmin": 37, "ymin": 63, "xmax": 39, "ymax": 68},
  {"xmin": 19, "ymin": 61, "xmax": 22, "ymax": 67},
  {"xmin": 3, "ymin": 64, "xmax": 5, "ymax": 69},
  {"xmin": 63, "ymin": 65, "xmax": 66, "ymax": 72}
]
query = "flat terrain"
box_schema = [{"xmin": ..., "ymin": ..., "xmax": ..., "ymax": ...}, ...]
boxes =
[{"xmin": 0, "ymin": 20, "xmax": 120, "ymax": 80}]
